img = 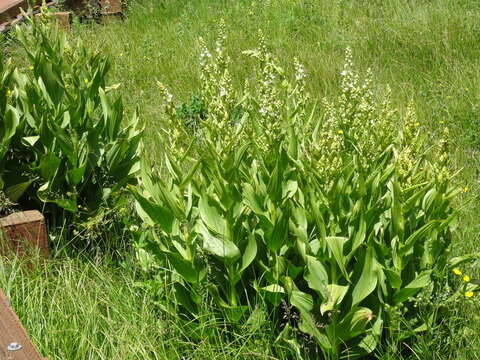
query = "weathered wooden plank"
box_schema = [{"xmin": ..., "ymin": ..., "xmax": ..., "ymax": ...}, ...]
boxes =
[
  {"xmin": 0, "ymin": 211, "xmax": 49, "ymax": 258},
  {"xmin": 0, "ymin": 289, "xmax": 45, "ymax": 360}
]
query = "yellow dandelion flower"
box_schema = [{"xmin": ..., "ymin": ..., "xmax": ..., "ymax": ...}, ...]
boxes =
[
  {"xmin": 28, "ymin": 65, "xmax": 34, "ymax": 70},
  {"xmin": 464, "ymin": 275, "xmax": 471, "ymax": 282},
  {"xmin": 415, "ymin": 122, "xmax": 420, "ymax": 127},
  {"xmin": 338, "ymin": 129, "xmax": 344, "ymax": 135},
  {"xmin": 463, "ymin": 187, "xmax": 469, "ymax": 193},
  {"xmin": 465, "ymin": 291, "xmax": 474, "ymax": 298},
  {"xmin": 453, "ymin": 268, "xmax": 462, "ymax": 275},
  {"xmin": 84, "ymin": 78, "xmax": 89, "ymax": 84}
]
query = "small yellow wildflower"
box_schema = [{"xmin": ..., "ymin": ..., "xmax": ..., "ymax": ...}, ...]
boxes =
[
  {"xmin": 6, "ymin": 89, "xmax": 11, "ymax": 96},
  {"xmin": 463, "ymin": 275, "xmax": 471, "ymax": 282},
  {"xmin": 338, "ymin": 129, "xmax": 344, "ymax": 135},
  {"xmin": 465, "ymin": 291, "xmax": 474, "ymax": 298},
  {"xmin": 453, "ymin": 268, "xmax": 462, "ymax": 275},
  {"xmin": 415, "ymin": 122, "xmax": 420, "ymax": 127},
  {"xmin": 463, "ymin": 186, "xmax": 469, "ymax": 193},
  {"xmin": 84, "ymin": 78, "xmax": 89, "ymax": 84},
  {"xmin": 28, "ymin": 65, "xmax": 34, "ymax": 70}
]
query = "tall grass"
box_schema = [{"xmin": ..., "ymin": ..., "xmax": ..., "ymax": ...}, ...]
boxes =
[{"xmin": 0, "ymin": 256, "xmax": 289, "ymax": 359}]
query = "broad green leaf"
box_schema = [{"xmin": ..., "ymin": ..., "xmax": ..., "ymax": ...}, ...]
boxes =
[
  {"xmin": 304, "ymin": 256, "xmax": 328, "ymax": 298},
  {"xmin": 267, "ymin": 210, "xmax": 288, "ymax": 252},
  {"xmin": 38, "ymin": 152, "xmax": 61, "ymax": 180},
  {"xmin": 37, "ymin": 182, "xmax": 77, "ymax": 212},
  {"xmin": 5, "ymin": 180, "xmax": 34, "ymax": 202},
  {"xmin": 48, "ymin": 121, "xmax": 76, "ymax": 167},
  {"xmin": 352, "ymin": 246, "xmax": 378, "ymax": 306},
  {"xmin": 336, "ymin": 307, "xmax": 374, "ymax": 342},
  {"xmin": 173, "ymin": 282, "xmax": 197, "ymax": 314},
  {"xmin": 240, "ymin": 232, "xmax": 257, "ymax": 272},
  {"xmin": 168, "ymin": 253, "xmax": 199, "ymax": 284},
  {"xmin": 325, "ymin": 236, "xmax": 349, "ymax": 281},
  {"xmin": 422, "ymin": 188, "xmax": 437, "ymax": 213},
  {"xmin": 384, "ymin": 269, "xmax": 402, "ymax": 289},
  {"xmin": 198, "ymin": 196, "xmax": 226, "ymax": 235},
  {"xmin": 393, "ymin": 270, "xmax": 432, "ymax": 304},
  {"xmin": 128, "ymin": 186, "xmax": 174, "ymax": 232},
  {"xmin": 320, "ymin": 284, "xmax": 349, "ymax": 315},
  {"xmin": 1, "ymin": 105, "xmax": 20, "ymax": 141},
  {"xmin": 347, "ymin": 215, "xmax": 366, "ymax": 261},
  {"xmin": 67, "ymin": 166, "xmax": 86, "ymax": 186},
  {"xmin": 243, "ymin": 183, "xmax": 266, "ymax": 216},
  {"xmin": 282, "ymin": 180, "xmax": 298, "ymax": 200},
  {"xmin": 298, "ymin": 312, "xmax": 332, "ymax": 350},
  {"xmin": 244, "ymin": 308, "xmax": 267, "ymax": 332},
  {"xmin": 398, "ymin": 221, "xmax": 441, "ymax": 257},
  {"xmin": 196, "ymin": 222, "xmax": 240, "ymax": 262},
  {"xmin": 223, "ymin": 305, "xmax": 249, "ymax": 323},
  {"xmin": 290, "ymin": 290, "xmax": 313, "ymax": 313}
]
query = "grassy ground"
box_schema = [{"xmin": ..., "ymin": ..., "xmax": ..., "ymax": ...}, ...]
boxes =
[
  {"xmin": 0, "ymin": 256, "xmax": 287, "ymax": 360},
  {"xmin": 2, "ymin": 0, "xmax": 480, "ymax": 358}
]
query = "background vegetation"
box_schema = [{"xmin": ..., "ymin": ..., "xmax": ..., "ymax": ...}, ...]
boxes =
[{"xmin": 1, "ymin": 0, "xmax": 480, "ymax": 358}]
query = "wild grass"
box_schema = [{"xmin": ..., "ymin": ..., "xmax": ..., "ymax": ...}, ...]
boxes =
[
  {"xmin": 2, "ymin": 0, "xmax": 480, "ymax": 358},
  {"xmin": 0, "ymin": 255, "xmax": 289, "ymax": 359}
]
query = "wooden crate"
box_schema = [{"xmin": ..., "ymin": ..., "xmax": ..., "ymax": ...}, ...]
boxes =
[{"xmin": 0, "ymin": 289, "xmax": 45, "ymax": 360}]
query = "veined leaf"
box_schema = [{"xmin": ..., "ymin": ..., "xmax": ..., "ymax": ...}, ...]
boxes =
[
  {"xmin": 243, "ymin": 183, "xmax": 266, "ymax": 216},
  {"xmin": 336, "ymin": 307, "xmax": 374, "ymax": 342},
  {"xmin": 240, "ymin": 232, "xmax": 257, "ymax": 272},
  {"xmin": 5, "ymin": 180, "xmax": 35, "ymax": 202},
  {"xmin": 298, "ymin": 312, "xmax": 332, "ymax": 350},
  {"xmin": 304, "ymin": 256, "xmax": 328, "ymax": 298},
  {"xmin": 326, "ymin": 236, "xmax": 349, "ymax": 281},
  {"xmin": 290, "ymin": 290, "xmax": 313, "ymax": 313},
  {"xmin": 128, "ymin": 186, "xmax": 174, "ymax": 232},
  {"xmin": 398, "ymin": 221, "xmax": 441, "ymax": 257},
  {"xmin": 352, "ymin": 246, "xmax": 378, "ymax": 306},
  {"xmin": 196, "ymin": 222, "xmax": 240, "ymax": 262},
  {"xmin": 199, "ymin": 196, "xmax": 227, "ymax": 235},
  {"xmin": 2, "ymin": 105, "xmax": 20, "ymax": 141},
  {"xmin": 168, "ymin": 253, "xmax": 199, "ymax": 284},
  {"xmin": 393, "ymin": 270, "xmax": 432, "ymax": 304},
  {"xmin": 320, "ymin": 284, "xmax": 349, "ymax": 315}
]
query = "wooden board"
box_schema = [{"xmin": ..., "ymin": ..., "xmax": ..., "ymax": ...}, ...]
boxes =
[
  {"xmin": 0, "ymin": 0, "xmax": 28, "ymax": 22},
  {"xmin": 0, "ymin": 289, "xmax": 45, "ymax": 360},
  {"xmin": 0, "ymin": 211, "xmax": 49, "ymax": 258}
]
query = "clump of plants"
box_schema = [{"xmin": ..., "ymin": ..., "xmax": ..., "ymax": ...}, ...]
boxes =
[
  {"xmin": 0, "ymin": 14, "xmax": 142, "ymax": 229},
  {"xmin": 130, "ymin": 23, "xmax": 477, "ymax": 358}
]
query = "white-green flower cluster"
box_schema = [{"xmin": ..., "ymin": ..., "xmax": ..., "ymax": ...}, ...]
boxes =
[{"xmin": 156, "ymin": 31, "xmax": 448, "ymax": 186}]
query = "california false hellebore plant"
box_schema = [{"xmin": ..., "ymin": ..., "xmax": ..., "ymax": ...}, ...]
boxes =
[
  {"xmin": 131, "ymin": 26, "xmax": 468, "ymax": 358},
  {"xmin": 0, "ymin": 15, "xmax": 142, "ymax": 224}
]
